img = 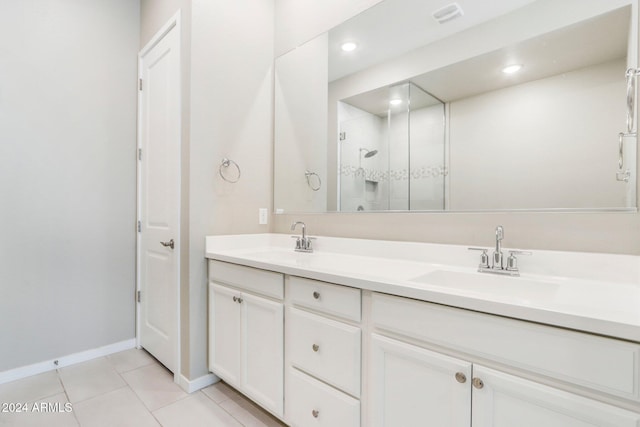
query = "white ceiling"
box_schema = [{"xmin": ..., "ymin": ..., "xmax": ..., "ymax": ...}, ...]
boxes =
[
  {"xmin": 413, "ymin": 6, "xmax": 629, "ymax": 101},
  {"xmin": 328, "ymin": 0, "xmax": 538, "ymax": 82},
  {"xmin": 339, "ymin": 4, "xmax": 630, "ymax": 115}
]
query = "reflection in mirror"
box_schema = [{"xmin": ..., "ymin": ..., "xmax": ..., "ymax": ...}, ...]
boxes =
[
  {"xmin": 274, "ymin": 34, "xmax": 328, "ymax": 214},
  {"xmin": 274, "ymin": 0, "xmax": 638, "ymax": 213},
  {"xmin": 338, "ymin": 83, "xmax": 446, "ymax": 211}
]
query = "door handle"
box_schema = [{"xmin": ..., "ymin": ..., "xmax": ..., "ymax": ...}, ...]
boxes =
[{"xmin": 160, "ymin": 239, "xmax": 175, "ymax": 249}]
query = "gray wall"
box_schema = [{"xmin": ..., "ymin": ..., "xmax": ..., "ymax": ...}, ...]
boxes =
[
  {"xmin": 188, "ymin": 0, "xmax": 274, "ymax": 380},
  {"xmin": 0, "ymin": 0, "xmax": 140, "ymax": 372}
]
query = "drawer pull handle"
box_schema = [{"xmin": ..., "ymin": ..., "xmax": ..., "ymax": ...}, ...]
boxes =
[
  {"xmin": 312, "ymin": 344, "xmax": 320, "ymax": 352},
  {"xmin": 472, "ymin": 377, "xmax": 484, "ymax": 389},
  {"xmin": 312, "ymin": 409, "xmax": 319, "ymax": 418},
  {"xmin": 455, "ymin": 372, "xmax": 467, "ymax": 383},
  {"xmin": 313, "ymin": 291, "xmax": 320, "ymax": 300}
]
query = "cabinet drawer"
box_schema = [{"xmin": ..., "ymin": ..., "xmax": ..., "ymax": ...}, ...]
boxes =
[
  {"xmin": 372, "ymin": 293, "xmax": 640, "ymax": 402},
  {"xmin": 287, "ymin": 307, "xmax": 361, "ymax": 397},
  {"xmin": 287, "ymin": 367, "xmax": 360, "ymax": 427},
  {"xmin": 288, "ymin": 276, "xmax": 361, "ymax": 322},
  {"xmin": 209, "ymin": 260, "xmax": 283, "ymax": 300}
]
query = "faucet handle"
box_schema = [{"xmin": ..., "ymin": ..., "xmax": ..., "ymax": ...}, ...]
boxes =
[
  {"xmin": 290, "ymin": 235, "xmax": 302, "ymax": 249},
  {"xmin": 506, "ymin": 250, "xmax": 532, "ymax": 272},
  {"xmin": 303, "ymin": 236, "xmax": 315, "ymax": 251},
  {"xmin": 468, "ymin": 247, "xmax": 490, "ymax": 269},
  {"xmin": 508, "ymin": 250, "xmax": 532, "ymax": 256}
]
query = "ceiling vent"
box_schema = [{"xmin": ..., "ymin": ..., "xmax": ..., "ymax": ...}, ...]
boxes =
[{"xmin": 432, "ymin": 3, "xmax": 464, "ymax": 24}]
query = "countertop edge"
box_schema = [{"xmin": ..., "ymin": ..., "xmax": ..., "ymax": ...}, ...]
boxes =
[{"xmin": 206, "ymin": 251, "xmax": 640, "ymax": 343}]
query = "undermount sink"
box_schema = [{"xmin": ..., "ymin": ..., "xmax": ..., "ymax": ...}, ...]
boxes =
[{"xmin": 409, "ymin": 270, "xmax": 561, "ymax": 301}]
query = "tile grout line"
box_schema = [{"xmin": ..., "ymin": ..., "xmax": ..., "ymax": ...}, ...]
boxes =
[
  {"xmin": 197, "ymin": 386, "xmax": 252, "ymax": 427},
  {"xmin": 124, "ymin": 363, "xmax": 190, "ymax": 415},
  {"xmin": 60, "ymin": 355, "xmax": 132, "ymax": 425},
  {"xmin": 70, "ymin": 357, "xmax": 162, "ymax": 427},
  {"xmin": 107, "ymin": 349, "xmax": 167, "ymax": 426},
  {"xmin": 122, "ymin": 382, "xmax": 166, "ymax": 427},
  {"xmin": 206, "ymin": 387, "xmax": 271, "ymax": 427},
  {"xmin": 56, "ymin": 369, "xmax": 82, "ymax": 427}
]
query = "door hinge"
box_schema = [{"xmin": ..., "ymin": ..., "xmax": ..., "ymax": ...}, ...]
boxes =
[
  {"xmin": 139, "ymin": 78, "xmax": 143, "ymax": 91},
  {"xmin": 339, "ymin": 131, "xmax": 346, "ymax": 141},
  {"xmin": 137, "ymin": 220, "xmax": 142, "ymax": 233},
  {"xmin": 137, "ymin": 291, "xmax": 141, "ymax": 303},
  {"xmin": 138, "ymin": 148, "xmax": 142, "ymax": 161}
]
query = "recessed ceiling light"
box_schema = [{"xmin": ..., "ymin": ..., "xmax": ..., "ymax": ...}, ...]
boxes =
[
  {"xmin": 389, "ymin": 99, "xmax": 403, "ymax": 106},
  {"xmin": 502, "ymin": 64, "xmax": 523, "ymax": 74},
  {"xmin": 341, "ymin": 42, "xmax": 358, "ymax": 52}
]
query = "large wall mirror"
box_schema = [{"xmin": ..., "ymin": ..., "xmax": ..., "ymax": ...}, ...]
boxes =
[{"xmin": 274, "ymin": 0, "xmax": 638, "ymax": 213}]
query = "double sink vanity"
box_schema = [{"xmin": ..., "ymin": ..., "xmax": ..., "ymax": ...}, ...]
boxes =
[{"xmin": 205, "ymin": 229, "xmax": 640, "ymax": 427}]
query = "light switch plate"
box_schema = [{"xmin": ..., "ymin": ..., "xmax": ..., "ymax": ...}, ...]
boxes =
[{"xmin": 259, "ymin": 208, "xmax": 268, "ymax": 225}]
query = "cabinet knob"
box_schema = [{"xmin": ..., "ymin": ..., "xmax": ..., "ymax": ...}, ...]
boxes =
[
  {"xmin": 455, "ymin": 372, "xmax": 467, "ymax": 383},
  {"xmin": 232, "ymin": 296, "xmax": 237, "ymax": 302},
  {"xmin": 237, "ymin": 297, "xmax": 243, "ymax": 304},
  {"xmin": 472, "ymin": 377, "xmax": 484, "ymax": 389},
  {"xmin": 312, "ymin": 409, "xmax": 319, "ymax": 418},
  {"xmin": 313, "ymin": 291, "xmax": 320, "ymax": 300},
  {"xmin": 312, "ymin": 344, "xmax": 320, "ymax": 352}
]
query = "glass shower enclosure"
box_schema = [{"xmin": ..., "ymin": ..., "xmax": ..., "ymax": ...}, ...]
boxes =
[{"xmin": 338, "ymin": 82, "xmax": 446, "ymax": 211}]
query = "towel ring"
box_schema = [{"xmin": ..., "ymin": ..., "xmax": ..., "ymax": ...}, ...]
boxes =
[
  {"xmin": 219, "ymin": 158, "xmax": 241, "ymax": 183},
  {"xmin": 305, "ymin": 170, "xmax": 321, "ymax": 191}
]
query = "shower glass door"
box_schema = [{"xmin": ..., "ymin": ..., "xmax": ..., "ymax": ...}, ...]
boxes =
[{"xmin": 338, "ymin": 82, "xmax": 445, "ymax": 211}]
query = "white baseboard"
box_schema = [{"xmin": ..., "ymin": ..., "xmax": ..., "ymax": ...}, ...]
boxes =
[
  {"xmin": 179, "ymin": 372, "xmax": 219, "ymax": 393},
  {"xmin": 0, "ymin": 338, "xmax": 136, "ymax": 385}
]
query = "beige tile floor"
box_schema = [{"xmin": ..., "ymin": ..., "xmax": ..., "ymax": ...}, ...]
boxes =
[{"xmin": 0, "ymin": 349, "xmax": 286, "ymax": 427}]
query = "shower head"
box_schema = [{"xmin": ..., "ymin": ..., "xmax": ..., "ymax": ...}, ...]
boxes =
[{"xmin": 360, "ymin": 148, "xmax": 378, "ymax": 158}]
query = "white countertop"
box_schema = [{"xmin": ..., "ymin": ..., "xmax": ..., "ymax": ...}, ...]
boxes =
[{"xmin": 205, "ymin": 233, "xmax": 640, "ymax": 342}]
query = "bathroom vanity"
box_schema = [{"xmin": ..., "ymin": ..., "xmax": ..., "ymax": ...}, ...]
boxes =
[{"xmin": 206, "ymin": 233, "xmax": 640, "ymax": 426}]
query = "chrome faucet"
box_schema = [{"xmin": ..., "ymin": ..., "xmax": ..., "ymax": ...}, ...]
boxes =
[
  {"xmin": 468, "ymin": 226, "xmax": 531, "ymax": 276},
  {"xmin": 291, "ymin": 221, "xmax": 314, "ymax": 252},
  {"xmin": 493, "ymin": 225, "xmax": 504, "ymax": 270}
]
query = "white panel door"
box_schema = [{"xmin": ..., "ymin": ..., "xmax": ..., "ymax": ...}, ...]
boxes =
[
  {"xmin": 242, "ymin": 292, "xmax": 284, "ymax": 417},
  {"xmin": 209, "ymin": 283, "xmax": 242, "ymax": 385},
  {"xmin": 472, "ymin": 365, "xmax": 640, "ymax": 427},
  {"xmin": 370, "ymin": 334, "xmax": 472, "ymax": 427},
  {"xmin": 138, "ymin": 21, "xmax": 180, "ymax": 373}
]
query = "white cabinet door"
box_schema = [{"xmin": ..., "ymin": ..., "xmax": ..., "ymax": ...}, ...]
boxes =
[
  {"xmin": 370, "ymin": 334, "xmax": 472, "ymax": 427},
  {"xmin": 472, "ymin": 365, "xmax": 640, "ymax": 427},
  {"xmin": 209, "ymin": 283, "xmax": 241, "ymax": 385},
  {"xmin": 241, "ymin": 292, "xmax": 284, "ymax": 417}
]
